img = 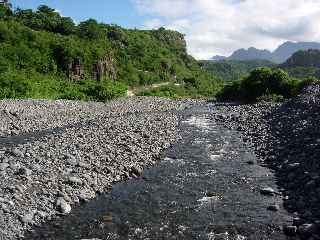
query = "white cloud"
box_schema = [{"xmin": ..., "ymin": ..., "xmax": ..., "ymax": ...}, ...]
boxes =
[
  {"xmin": 144, "ymin": 18, "xmax": 163, "ymax": 29},
  {"xmin": 132, "ymin": 0, "xmax": 320, "ymax": 59}
]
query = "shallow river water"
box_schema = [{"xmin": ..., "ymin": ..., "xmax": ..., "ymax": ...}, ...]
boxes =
[{"xmin": 24, "ymin": 106, "xmax": 293, "ymax": 240}]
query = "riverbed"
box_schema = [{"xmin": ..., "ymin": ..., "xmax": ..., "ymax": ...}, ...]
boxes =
[{"xmin": 24, "ymin": 105, "xmax": 293, "ymax": 240}]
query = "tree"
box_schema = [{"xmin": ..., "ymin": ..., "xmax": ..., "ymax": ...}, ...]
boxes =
[
  {"xmin": 78, "ymin": 19, "xmax": 104, "ymax": 39},
  {"xmin": 37, "ymin": 5, "xmax": 56, "ymax": 16},
  {"xmin": 14, "ymin": 6, "xmax": 75, "ymax": 35},
  {"xmin": 55, "ymin": 17, "xmax": 75, "ymax": 35},
  {"xmin": 240, "ymin": 67, "xmax": 272, "ymax": 101},
  {"xmin": 0, "ymin": 3, "xmax": 12, "ymax": 19},
  {"xmin": 266, "ymin": 69, "xmax": 290, "ymax": 96}
]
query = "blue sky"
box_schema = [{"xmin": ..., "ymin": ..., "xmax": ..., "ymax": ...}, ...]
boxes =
[{"xmin": 10, "ymin": 0, "xmax": 148, "ymax": 28}]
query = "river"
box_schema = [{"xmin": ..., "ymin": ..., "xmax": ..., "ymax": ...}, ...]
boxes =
[{"xmin": 24, "ymin": 106, "xmax": 293, "ymax": 240}]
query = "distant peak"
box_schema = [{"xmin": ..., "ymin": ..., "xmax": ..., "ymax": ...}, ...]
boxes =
[{"xmin": 209, "ymin": 41, "xmax": 320, "ymax": 63}]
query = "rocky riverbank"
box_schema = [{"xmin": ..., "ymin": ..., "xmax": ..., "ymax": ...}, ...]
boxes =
[
  {"xmin": 0, "ymin": 97, "xmax": 191, "ymax": 239},
  {"xmin": 212, "ymin": 84, "xmax": 320, "ymax": 239},
  {"xmin": 1, "ymin": 90, "xmax": 320, "ymax": 239}
]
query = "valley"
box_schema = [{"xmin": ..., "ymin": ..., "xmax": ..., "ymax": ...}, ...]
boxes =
[{"xmin": 0, "ymin": 2, "xmax": 320, "ymax": 240}]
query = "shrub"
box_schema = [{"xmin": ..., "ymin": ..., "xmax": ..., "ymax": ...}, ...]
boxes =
[
  {"xmin": 137, "ymin": 84, "xmax": 186, "ymax": 99},
  {"xmin": 88, "ymin": 80, "xmax": 127, "ymax": 102},
  {"xmin": 257, "ymin": 94, "xmax": 285, "ymax": 103},
  {"xmin": 218, "ymin": 67, "xmax": 301, "ymax": 103},
  {"xmin": 216, "ymin": 81, "xmax": 242, "ymax": 102},
  {"xmin": 298, "ymin": 76, "xmax": 319, "ymax": 91},
  {"xmin": 0, "ymin": 71, "xmax": 31, "ymax": 98}
]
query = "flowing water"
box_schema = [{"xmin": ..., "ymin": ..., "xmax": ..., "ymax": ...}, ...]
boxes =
[{"xmin": 25, "ymin": 106, "xmax": 293, "ymax": 240}]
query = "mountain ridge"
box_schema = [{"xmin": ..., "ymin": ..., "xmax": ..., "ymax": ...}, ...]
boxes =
[{"xmin": 211, "ymin": 41, "xmax": 320, "ymax": 63}]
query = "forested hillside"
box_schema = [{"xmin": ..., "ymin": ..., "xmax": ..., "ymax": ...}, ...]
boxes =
[
  {"xmin": 0, "ymin": 4, "xmax": 222, "ymax": 100},
  {"xmin": 200, "ymin": 59, "xmax": 275, "ymax": 82},
  {"xmin": 280, "ymin": 49, "xmax": 320, "ymax": 78}
]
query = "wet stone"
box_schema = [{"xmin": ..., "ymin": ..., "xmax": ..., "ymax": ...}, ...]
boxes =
[
  {"xmin": 131, "ymin": 166, "xmax": 142, "ymax": 176},
  {"xmin": 283, "ymin": 225, "xmax": 297, "ymax": 236},
  {"xmin": 267, "ymin": 204, "xmax": 280, "ymax": 211},
  {"xmin": 260, "ymin": 187, "xmax": 277, "ymax": 196},
  {"xmin": 246, "ymin": 160, "xmax": 255, "ymax": 165},
  {"xmin": 68, "ymin": 176, "xmax": 83, "ymax": 185},
  {"xmin": 11, "ymin": 148, "xmax": 24, "ymax": 157},
  {"xmin": 0, "ymin": 163, "xmax": 9, "ymax": 171},
  {"xmin": 18, "ymin": 167, "xmax": 32, "ymax": 176},
  {"xmin": 298, "ymin": 223, "xmax": 318, "ymax": 238}
]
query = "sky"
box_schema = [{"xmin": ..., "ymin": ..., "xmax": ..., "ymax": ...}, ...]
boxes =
[{"xmin": 10, "ymin": 0, "xmax": 320, "ymax": 60}]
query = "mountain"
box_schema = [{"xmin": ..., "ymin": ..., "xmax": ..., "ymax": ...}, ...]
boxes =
[
  {"xmin": 210, "ymin": 55, "xmax": 227, "ymax": 61},
  {"xmin": 229, "ymin": 47, "xmax": 273, "ymax": 61},
  {"xmin": 279, "ymin": 49, "xmax": 320, "ymax": 78},
  {"xmin": 210, "ymin": 41, "xmax": 320, "ymax": 63},
  {"xmin": 273, "ymin": 41, "xmax": 320, "ymax": 63},
  {"xmin": 280, "ymin": 48, "xmax": 320, "ymax": 68},
  {"xmin": 200, "ymin": 59, "xmax": 276, "ymax": 82}
]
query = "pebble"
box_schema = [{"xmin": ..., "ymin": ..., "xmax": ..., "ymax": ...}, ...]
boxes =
[
  {"xmin": 131, "ymin": 166, "xmax": 143, "ymax": 176},
  {"xmin": 20, "ymin": 212, "xmax": 34, "ymax": 224},
  {"xmin": 11, "ymin": 148, "xmax": 23, "ymax": 157},
  {"xmin": 66, "ymin": 155, "xmax": 78, "ymax": 166},
  {"xmin": 0, "ymin": 163, "xmax": 9, "ymax": 171},
  {"xmin": 78, "ymin": 190, "xmax": 96, "ymax": 202},
  {"xmin": 56, "ymin": 197, "xmax": 72, "ymax": 214},
  {"xmin": 68, "ymin": 176, "xmax": 83, "ymax": 185},
  {"xmin": 80, "ymin": 239, "xmax": 102, "ymax": 240},
  {"xmin": 18, "ymin": 167, "xmax": 32, "ymax": 176}
]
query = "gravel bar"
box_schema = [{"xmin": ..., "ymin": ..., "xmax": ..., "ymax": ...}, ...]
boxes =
[
  {"xmin": 212, "ymin": 84, "xmax": 320, "ymax": 239},
  {"xmin": 0, "ymin": 97, "xmax": 192, "ymax": 239}
]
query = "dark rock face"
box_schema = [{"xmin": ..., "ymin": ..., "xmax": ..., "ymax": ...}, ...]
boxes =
[
  {"xmin": 68, "ymin": 57, "xmax": 85, "ymax": 81},
  {"xmin": 67, "ymin": 53, "xmax": 116, "ymax": 82},
  {"xmin": 92, "ymin": 53, "xmax": 117, "ymax": 81}
]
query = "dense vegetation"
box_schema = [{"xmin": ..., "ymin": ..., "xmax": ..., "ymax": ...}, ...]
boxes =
[
  {"xmin": 205, "ymin": 49, "xmax": 320, "ymax": 103},
  {"xmin": 200, "ymin": 60, "xmax": 275, "ymax": 82},
  {"xmin": 280, "ymin": 49, "xmax": 320, "ymax": 79},
  {"xmin": 0, "ymin": 4, "xmax": 222, "ymax": 100},
  {"xmin": 217, "ymin": 67, "xmax": 318, "ymax": 103},
  {"xmin": 1, "ymin": 3, "xmax": 318, "ymax": 102}
]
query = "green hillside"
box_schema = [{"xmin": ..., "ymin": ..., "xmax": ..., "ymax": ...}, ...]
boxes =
[
  {"xmin": 200, "ymin": 59, "xmax": 276, "ymax": 82},
  {"xmin": 0, "ymin": 4, "xmax": 222, "ymax": 100},
  {"xmin": 280, "ymin": 49, "xmax": 320, "ymax": 79}
]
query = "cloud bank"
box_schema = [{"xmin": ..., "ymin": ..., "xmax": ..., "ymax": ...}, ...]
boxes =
[{"xmin": 132, "ymin": 0, "xmax": 320, "ymax": 59}]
